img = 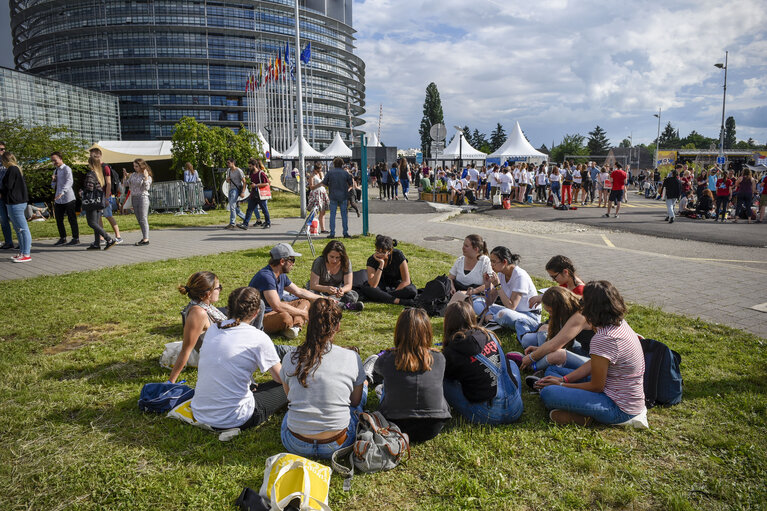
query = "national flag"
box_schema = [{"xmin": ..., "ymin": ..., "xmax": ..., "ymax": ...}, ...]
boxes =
[
  {"xmin": 300, "ymin": 42, "xmax": 311, "ymax": 64},
  {"xmin": 245, "ymin": 75, "xmax": 249, "ymax": 92}
]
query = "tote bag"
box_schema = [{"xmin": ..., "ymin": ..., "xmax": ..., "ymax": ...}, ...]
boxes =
[{"xmin": 259, "ymin": 453, "xmax": 332, "ymax": 511}]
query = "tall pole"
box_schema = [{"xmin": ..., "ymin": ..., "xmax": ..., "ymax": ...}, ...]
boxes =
[
  {"xmin": 459, "ymin": 133, "xmax": 463, "ymax": 173},
  {"xmin": 716, "ymin": 51, "xmax": 728, "ymax": 158},
  {"xmin": 361, "ymin": 133, "xmax": 368, "ymax": 235},
  {"xmin": 654, "ymin": 108, "xmax": 662, "ymax": 167},
  {"xmin": 293, "ymin": 0, "xmax": 306, "ymax": 217}
]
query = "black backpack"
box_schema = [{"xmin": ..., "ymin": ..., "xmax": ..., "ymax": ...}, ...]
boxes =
[
  {"xmin": 103, "ymin": 164, "xmax": 120, "ymax": 196},
  {"xmin": 414, "ymin": 275, "xmax": 452, "ymax": 317},
  {"xmin": 639, "ymin": 338, "xmax": 683, "ymax": 408}
]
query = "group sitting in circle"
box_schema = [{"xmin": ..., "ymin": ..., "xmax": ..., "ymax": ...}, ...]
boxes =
[{"xmin": 170, "ymin": 233, "xmax": 649, "ymax": 459}]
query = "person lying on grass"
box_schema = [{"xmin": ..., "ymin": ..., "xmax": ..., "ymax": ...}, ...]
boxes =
[
  {"xmin": 442, "ymin": 301, "xmax": 524, "ymax": 425},
  {"xmin": 533, "ymin": 281, "xmax": 648, "ymax": 428},
  {"xmin": 190, "ymin": 287, "xmax": 289, "ymax": 431},
  {"xmin": 368, "ymin": 308, "xmax": 451, "ymax": 443}
]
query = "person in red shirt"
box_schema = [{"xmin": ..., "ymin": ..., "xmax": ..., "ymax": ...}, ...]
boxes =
[
  {"xmin": 604, "ymin": 163, "xmax": 627, "ymax": 218},
  {"xmin": 714, "ymin": 173, "xmax": 733, "ymax": 222}
]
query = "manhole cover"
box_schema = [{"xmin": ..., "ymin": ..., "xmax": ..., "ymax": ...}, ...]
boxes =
[{"xmin": 423, "ymin": 236, "xmax": 461, "ymax": 242}]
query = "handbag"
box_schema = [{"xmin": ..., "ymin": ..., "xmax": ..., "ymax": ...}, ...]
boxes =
[
  {"xmin": 82, "ymin": 170, "xmax": 106, "ymax": 211},
  {"xmin": 258, "ymin": 184, "xmax": 272, "ymax": 201},
  {"xmin": 259, "ymin": 453, "xmax": 332, "ymax": 511}
]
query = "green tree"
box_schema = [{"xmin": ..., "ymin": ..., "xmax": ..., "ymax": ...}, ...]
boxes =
[
  {"xmin": 417, "ymin": 82, "xmax": 445, "ymax": 155},
  {"xmin": 586, "ymin": 125, "xmax": 610, "ymax": 155},
  {"xmin": 679, "ymin": 130, "xmax": 716, "ymax": 150},
  {"xmin": 724, "ymin": 116, "xmax": 736, "ymax": 149},
  {"xmin": 489, "ymin": 123, "xmax": 506, "ymax": 152},
  {"xmin": 659, "ymin": 121, "xmax": 681, "ymax": 149},
  {"xmin": 550, "ymin": 133, "xmax": 587, "ymax": 163},
  {"xmin": 471, "ymin": 129, "xmax": 487, "ymax": 151},
  {"xmin": 619, "ymin": 138, "xmax": 632, "ymax": 148}
]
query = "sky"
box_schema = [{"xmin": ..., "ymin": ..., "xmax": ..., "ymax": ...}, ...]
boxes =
[{"xmin": 3, "ymin": 0, "xmax": 766, "ymax": 150}]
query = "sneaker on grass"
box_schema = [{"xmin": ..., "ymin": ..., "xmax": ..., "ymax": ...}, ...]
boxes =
[
  {"xmin": 281, "ymin": 326, "xmax": 300, "ymax": 339},
  {"xmin": 362, "ymin": 354, "xmax": 379, "ymax": 385}
]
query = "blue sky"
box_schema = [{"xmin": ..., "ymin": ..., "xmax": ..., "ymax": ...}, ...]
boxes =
[{"xmin": 3, "ymin": 0, "xmax": 766, "ymax": 150}]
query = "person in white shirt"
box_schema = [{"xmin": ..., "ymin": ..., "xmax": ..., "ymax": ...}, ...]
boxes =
[
  {"xmin": 497, "ymin": 167, "xmax": 514, "ymax": 202},
  {"xmin": 450, "ymin": 173, "xmax": 466, "ymax": 205},
  {"xmin": 191, "ymin": 287, "xmax": 289, "ymax": 430},
  {"xmin": 447, "ymin": 234, "xmax": 493, "ymax": 296},
  {"xmin": 489, "ymin": 164, "xmax": 500, "ymax": 203},
  {"xmin": 535, "ymin": 166, "xmax": 548, "ymax": 202}
]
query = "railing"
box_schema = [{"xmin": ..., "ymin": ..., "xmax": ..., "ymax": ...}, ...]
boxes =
[{"xmin": 149, "ymin": 180, "xmax": 206, "ymax": 213}]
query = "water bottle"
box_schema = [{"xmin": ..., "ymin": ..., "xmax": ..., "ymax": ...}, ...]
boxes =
[{"xmin": 309, "ymin": 218, "xmax": 319, "ymax": 235}]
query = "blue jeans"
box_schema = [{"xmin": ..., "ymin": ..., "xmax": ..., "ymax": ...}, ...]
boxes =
[
  {"xmin": 550, "ymin": 182, "xmax": 561, "ymax": 201},
  {"xmin": 443, "ymin": 338, "xmax": 523, "ymax": 425},
  {"xmin": 401, "ymin": 178, "xmax": 409, "ymax": 196},
  {"xmin": 328, "ymin": 199, "xmax": 348, "ymax": 237},
  {"xmin": 472, "ymin": 298, "xmax": 540, "ymax": 340},
  {"xmin": 7, "ymin": 203, "xmax": 31, "ymax": 255},
  {"xmin": 518, "ymin": 331, "xmax": 589, "ymax": 370},
  {"xmin": 279, "ymin": 385, "xmax": 367, "ymax": 459},
  {"xmin": 539, "ymin": 366, "xmax": 635, "ymax": 424},
  {"xmin": 0, "ymin": 197, "xmax": 13, "ymax": 244},
  {"xmin": 228, "ymin": 187, "xmax": 246, "ymax": 225},
  {"xmin": 243, "ymin": 199, "xmax": 270, "ymax": 226}
]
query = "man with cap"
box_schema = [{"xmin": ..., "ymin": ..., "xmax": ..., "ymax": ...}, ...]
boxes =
[{"xmin": 249, "ymin": 243, "xmax": 321, "ymax": 338}]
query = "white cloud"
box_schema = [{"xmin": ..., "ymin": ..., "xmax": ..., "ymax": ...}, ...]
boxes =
[{"xmin": 353, "ymin": 0, "xmax": 767, "ymax": 148}]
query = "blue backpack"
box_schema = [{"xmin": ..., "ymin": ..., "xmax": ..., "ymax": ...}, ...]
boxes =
[
  {"xmin": 138, "ymin": 382, "xmax": 195, "ymax": 413},
  {"xmin": 639, "ymin": 338, "xmax": 682, "ymax": 408}
]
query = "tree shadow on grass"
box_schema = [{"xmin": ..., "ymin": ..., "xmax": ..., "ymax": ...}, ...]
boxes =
[
  {"xmin": 674, "ymin": 372, "xmax": 767, "ymax": 401},
  {"xmin": 42, "ymin": 356, "xmax": 167, "ymax": 385},
  {"xmin": 148, "ymin": 324, "xmax": 183, "ymax": 339}
]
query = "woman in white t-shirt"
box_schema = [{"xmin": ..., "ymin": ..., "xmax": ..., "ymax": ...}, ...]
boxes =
[
  {"xmin": 548, "ymin": 166, "xmax": 562, "ymax": 203},
  {"xmin": 448, "ymin": 234, "xmax": 493, "ymax": 298},
  {"xmin": 535, "ymin": 167, "xmax": 548, "ymax": 202},
  {"xmin": 471, "ymin": 246, "xmax": 540, "ymax": 340},
  {"xmin": 498, "ymin": 167, "xmax": 514, "ymax": 201},
  {"xmin": 597, "ymin": 166, "xmax": 610, "ymax": 207},
  {"xmin": 489, "ymin": 165, "xmax": 500, "ymax": 203},
  {"xmin": 191, "ymin": 287, "xmax": 288, "ymax": 430}
]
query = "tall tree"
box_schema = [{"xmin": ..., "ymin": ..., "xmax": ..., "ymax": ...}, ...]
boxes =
[
  {"xmin": 471, "ymin": 129, "xmax": 487, "ymax": 150},
  {"xmin": 658, "ymin": 121, "xmax": 681, "ymax": 148},
  {"xmin": 619, "ymin": 138, "xmax": 632, "ymax": 148},
  {"xmin": 550, "ymin": 133, "xmax": 587, "ymax": 163},
  {"xmin": 489, "ymin": 123, "xmax": 506, "ymax": 152},
  {"xmin": 418, "ymin": 82, "xmax": 445, "ymax": 155},
  {"xmin": 724, "ymin": 116, "xmax": 736, "ymax": 149},
  {"xmin": 587, "ymin": 125, "xmax": 610, "ymax": 155}
]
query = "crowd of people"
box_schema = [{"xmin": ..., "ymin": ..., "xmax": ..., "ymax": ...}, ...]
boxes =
[{"xmin": 172, "ymin": 233, "xmax": 650, "ymax": 462}]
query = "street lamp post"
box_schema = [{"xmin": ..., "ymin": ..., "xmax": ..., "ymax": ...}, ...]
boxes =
[
  {"xmin": 653, "ymin": 108, "xmax": 662, "ymax": 167},
  {"xmin": 453, "ymin": 125, "xmax": 463, "ymax": 174},
  {"xmin": 264, "ymin": 126, "xmax": 273, "ymax": 168},
  {"xmin": 715, "ymin": 51, "xmax": 728, "ymax": 159}
]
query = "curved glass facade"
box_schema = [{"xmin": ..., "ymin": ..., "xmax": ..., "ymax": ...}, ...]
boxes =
[{"xmin": 10, "ymin": 0, "xmax": 365, "ymax": 149}]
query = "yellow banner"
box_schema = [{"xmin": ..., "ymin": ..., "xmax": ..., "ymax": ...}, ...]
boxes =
[{"xmin": 657, "ymin": 150, "xmax": 676, "ymax": 166}]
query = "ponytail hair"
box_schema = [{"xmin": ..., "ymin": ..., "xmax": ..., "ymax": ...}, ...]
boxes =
[
  {"xmin": 545, "ymin": 255, "xmax": 576, "ymax": 276},
  {"xmin": 178, "ymin": 271, "xmax": 218, "ymax": 301},
  {"xmin": 375, "ymin": 234, "xmax": 396, "ymax": 252},
  {"xmin": 220, "ymin": 287, "xmax": 262, "ymax": 328},
  {"xmin": 490, "ymin": 246, "xmax": 520, "ymax": 266},
  {"xmin": 465, "ymin": 234, "xmax": 488, "ymax": 256}
]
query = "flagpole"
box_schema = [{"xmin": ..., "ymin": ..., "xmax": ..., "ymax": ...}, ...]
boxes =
[{"xmin": 293, "ymin": 0, "xmax": 306, "ymax": 217}]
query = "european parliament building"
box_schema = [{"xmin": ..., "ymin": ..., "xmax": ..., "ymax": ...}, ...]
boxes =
[{"xmin": 10, "ymin": 0, "xmax": 366, "ymax": 147}]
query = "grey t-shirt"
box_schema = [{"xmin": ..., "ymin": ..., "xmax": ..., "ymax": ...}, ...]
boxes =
[
  {"xmin": 311, "ymin": 256, "xmax": 352, "ymax": 288},
  {"xmin": 227, "ymin": 167, "xmax": 245, "ymax": 190},
  {"xmin": 280, "ymin": 344, "xmax": 365, "ymax": 435}
]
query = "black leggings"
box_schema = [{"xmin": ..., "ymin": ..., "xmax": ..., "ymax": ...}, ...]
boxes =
[
  {"xmin": 715, "ymin": 196, "xmax": 729, "ymax": 220},
  {"xmin": 85, "ymin": 209, "xmax": 111, "ymax": 245},
  {"xmin": 390, "ymin": 417, "xmax": 449, "ymax": 443},
  {"xmin": 361, "ymin": 283, "xmax": 417, "ymax": 304},
  {"xmin": 227, "ymin": 381, "xmax": 287, "ymax": 431}
]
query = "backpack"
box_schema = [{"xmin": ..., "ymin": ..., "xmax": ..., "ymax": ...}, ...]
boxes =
[
  {"xmin": 103, "ymin": 164, "xmax": 121, "ymax": 197},
  {"xmin": 138, "ymin": 382, "xmax": 195, "ymax": 413},
  {"xmin": 414, "ymin": 275, "xmax": 452, "ymax": 316},
  {"xmin": 639, "ymin": 338, "xmax": 682, "ymax": 408},
  {"xmin": 331, "ymin": 411, "xmax": 410, "ymax": 490}
]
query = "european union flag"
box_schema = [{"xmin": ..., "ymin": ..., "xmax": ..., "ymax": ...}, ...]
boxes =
[{"xmin": 300, "ymin": 42, "xmax": 311, "ymax": 64}]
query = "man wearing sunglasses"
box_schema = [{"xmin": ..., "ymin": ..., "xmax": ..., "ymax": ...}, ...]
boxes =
[{"xmin": 249, "ymin": 243, "xmax": 321, "ymax": 338}]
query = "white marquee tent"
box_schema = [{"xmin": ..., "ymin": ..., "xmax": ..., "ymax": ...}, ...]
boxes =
[
  {"xmin": 321, "ymin": 132, "xmax": 353, "ymax": 158},
  {"xmin": 366, "ymin": 132, "xmax": 381, "ymax": 147},
  {"xmin": 281, "ymin": 136, "xmax": 325, "ymax": 159},
  {"xmin": 256, "ymin": 130, "xmax": 282, "ymax": 159},
  {"xmin": 487, "ymin": 121, "xmax": 547, "ymax": 161},
  {"xmin": 440, "ymin": 129, "xmax": 487, "ymax": 160}
]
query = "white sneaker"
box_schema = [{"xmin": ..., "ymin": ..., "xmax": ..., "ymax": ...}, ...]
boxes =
[
  {"xmin": 115, "ymin": 237, "xmax": 123, "ymax": 244},
  {"xmin": 362, "ymin": 354, "xmax": 379, "ymax": 385},
  {"xmin": 617, "ymin": 409, "xmax": 649, "ymax": 429},
  {"xmin": 281, "ymin": 326, "xmax": 300, "ymax": 339}
]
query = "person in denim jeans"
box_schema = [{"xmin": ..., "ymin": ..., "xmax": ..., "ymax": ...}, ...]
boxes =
[
  {"xmin": 0, "ymin": 152, "xmax": 32, "ymax": 261},
  {"xmin": 321, "ymin": 157, "xmax": 352, "ymax": 238},
  {"xmin": 442, "ymin": 301, "xmax": 523, "ymax": 425},
  {"xmin": 0, "ymin": 142, "xmax": 15, "ymax": 249},
  {"xmin": 225, "ymin": 158, "xmax": 246, "ymax": 228},
  {"xmin": 279, "ymin": 299, "xmax": 367, "ymax": 459}
]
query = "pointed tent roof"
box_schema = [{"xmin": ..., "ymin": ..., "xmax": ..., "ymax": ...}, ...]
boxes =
[
  {"xmin": 439, "ymin": 129, "xmax": 487, "ymax": 160},
  {"xmin": 321, "ymin": 132, "xmax": 353, "ymax": 158},
  {"xmin": 367, "ymin": 132, "xmax": 381, "ymax": 147},
  {"xmin": 281, "ymin": 136, "xmax": 325, "ymax": 159},
  {"xmin": 487, "ymin": 122, "xmax": 547, "ymax": 159},
  {"xmin": 256, "ymin": 130, "xmax": 282, "ymax": 159}
]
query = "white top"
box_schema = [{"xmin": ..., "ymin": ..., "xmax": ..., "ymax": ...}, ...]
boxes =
[
  {"xmin": 497, "ymin": 172, "xmax": 514, "ymax": 194},
  {"xmin": 467, "ymin": 168, "xmax": 479, "ymax": 183},
  {"xmin": 536, "ymin": 172, "xmax": 548, "ymax": 185},
  {"xmin": 573, "ymin": 171, "xmax": 583, "ymax": 184},
  {"xmin": 191, "ymin": 320, "xmax": 282, "ymax": 429},
  {"xmin": 548, "ymin": 173, "xmax": 561, "ymax": 183},
  {"xmin": 512, "ymin": 168, "xmax": 521, "ymax": 182},
  {"xmin": 449, "ymin": 255, "xmax": 493, "ymax": 288},
  {"xmin": 489, "ymin": 170, "xmax": 499, "ymax": 186},
  {"xmin": 499, "ymin": 266, "xmax": 538, "ymax": 313}
]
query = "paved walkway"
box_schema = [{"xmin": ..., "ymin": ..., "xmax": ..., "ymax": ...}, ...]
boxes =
[{"xmin": 3, "ymin": 202, "xmax": 765, "ymax": 338}]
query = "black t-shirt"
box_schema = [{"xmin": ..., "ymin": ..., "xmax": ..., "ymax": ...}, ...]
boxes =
[
  {"xmin": 443, "ymin": 328, "xmax": 510, "ymax": 403},
  {"xmin": 366, "ymin": 249, "xmax": 407, "ymax": 289}
]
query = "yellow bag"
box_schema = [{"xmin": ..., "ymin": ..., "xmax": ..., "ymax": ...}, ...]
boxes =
[{"xmin": 259, "ymin": 453, "xmax": 332, "ymax": 511}]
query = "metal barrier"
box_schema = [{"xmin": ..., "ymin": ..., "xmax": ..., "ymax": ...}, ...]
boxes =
[{"xmin": 149, "ymin": 180, "xmax": 206, "ymax": 214}]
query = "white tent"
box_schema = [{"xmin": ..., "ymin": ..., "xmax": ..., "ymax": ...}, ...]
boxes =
[
  {"xmin": 439, "ymin": 130, "xmax": 487, "ymax": 160},
  {"xmin": 321, "ymin": 132, "xmax": 353, "ymax": 158},
  {"xmin": 281, "ymin": 136, "xmax": 325, "ymax": 159},
  {"xmin": 256, "ymin": 130, "xmax": 282, "ymax": 159},
  {"xmin": 366, "ymin": 132, "xmax": 381, "ymax": 147},
  {"xmin": 487, "ymin": 121, "xmax": 547, "ymax": 160}
]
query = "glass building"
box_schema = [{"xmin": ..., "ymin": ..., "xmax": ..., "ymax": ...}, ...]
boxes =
[
  {"xmin": 10, "ymin": 0, "xmax": 366, "ymax": 149},
  {"xmin": 0, "ymin": 66, "xmax": 121, "ymax": 143}
]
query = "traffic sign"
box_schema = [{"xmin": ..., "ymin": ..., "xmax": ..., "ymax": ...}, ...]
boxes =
[
  {"xmin": 416, "ymin": 152, "xmax": 423, "ymax": 164},
  {"xmin": 429, "ymin": 123, "xmax": 447, "ymax": 142},
  {"xmin": 716, "ymin": 155, "xmax": 726, "ymax": 165}
]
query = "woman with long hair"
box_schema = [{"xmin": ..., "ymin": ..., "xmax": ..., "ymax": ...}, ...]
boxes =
[
  {"xmin": 83, "ymin": 155, "xmax": 116, "ymax": 251},
  {"xmin": 548, "ymin": 166, "xmax": 561, "ymax": 203},
  {"xmin": 125, "ymin": 158, "xmax": 152, "ymax": 245},
  {"xmin": 0, "ymin": 152, "xmax": 32, "ymax": 262},
  {"xmin": 534, "ymin": 281, "xmax": 648, "ymax": 428},
  {"xmin": 309, "ymin": 240, "xmax": 363, "ymax": 310},
  {"xmin": 361, "ymin": 234, "xmax": 417, "ymax": 306},
  {"xmin": 528, "ymin": 254, "xmax": 585, "ymax": 312},
  {"xmin": 240, "ymin": 158, "xmax": 271, "ymax": 229},
  {"xmin": 280, "ymin": 298, "xmax": 367, "ymax": 458},
  {"xmin": 307, "ymin": 162, "xmax": 330, "ymax": 233},
  {"xmin": 442, "ymin": 301, "xmax": 523, "ymax": 424},
  {"xmin": 733, "ymin": 169, "xmax": 756, "ymax": 223},
  {"xmin": 190, "ymin": 287, "xmax": 288, "ymax": 430},
  {"xmin": 369, "ymin": 308, "xmax": 451, "ymax": 442},
  {"xmin": 447, "ymin": 234, "xmax": 492, "ymax": 296}
]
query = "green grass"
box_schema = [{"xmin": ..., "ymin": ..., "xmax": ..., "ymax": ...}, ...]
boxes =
[
  {"xmin": 1, "ymin": 238, "xmax": 766, "ymax": 510},
  {"xmin": 27, "ymin": 191, "xmax": 300, "ymax": 240}
]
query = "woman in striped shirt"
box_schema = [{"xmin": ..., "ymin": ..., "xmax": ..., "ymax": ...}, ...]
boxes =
[{"xmin": 534, "ymin": 281, "xmax": 648, "ymax": 428}]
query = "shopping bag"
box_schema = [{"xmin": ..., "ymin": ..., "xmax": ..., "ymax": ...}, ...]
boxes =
[
  {"xmin": 258, "ymin": 185, "xmax": 272, "ymax": 201},
  {"xmin": 259, "ymin": 453, "xmax": 332, "ymax": 511}
]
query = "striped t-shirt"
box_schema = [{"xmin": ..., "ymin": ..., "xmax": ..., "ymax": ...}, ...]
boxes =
[{"xmin": 589, "ymin": 320, "xmax": 646, "ymax": 415}]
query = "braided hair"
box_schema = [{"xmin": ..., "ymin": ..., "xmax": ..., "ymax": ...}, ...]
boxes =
[{"xmin": 219, "ymin": 287, "xmax": 262, "ymax": 329}]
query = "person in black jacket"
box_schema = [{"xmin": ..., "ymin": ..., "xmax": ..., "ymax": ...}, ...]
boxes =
[
  {"xmin": 0, "ymin": 152, "xmax": 32, "ymax": 262},
  {"xmin": 659, "ymin": 167, "xmax": 682, "ymax": 223}
]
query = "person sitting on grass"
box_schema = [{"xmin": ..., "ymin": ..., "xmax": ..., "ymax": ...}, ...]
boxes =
[
  {"xmin": 442, "ymin": 301, "xmax": 523, "ymax": 425},
  {"xmin": 533, "ymin": 281, "xmax": 648, "ymax": 428},
  {"xmin": 360, "ymin": 235, "xmax": 417, "ymax": 306},
  {"xmin": 280, "ymin": 298, "xmax": 367, "ymax": 459},
  {"xmin": 527, "ymin": 254, "xmax": 585, "ymax": 312},
  {"xmin": 249, "ymin": 243, "xmax": 321, "ymax": 338},
  {"xmin": 366, "ymin": 308, "xmax": 452, "ymax": 443},
  {"xmin": 190, "ymin": 287, "xmax": 288, "ymax": 431},
  {"xmin": 308, "ymin": 240, "xmax": 363, "ymax": 311},
  {"xmin": 447, "ymin": 234, "xmax": 493, "ymax": 297}
]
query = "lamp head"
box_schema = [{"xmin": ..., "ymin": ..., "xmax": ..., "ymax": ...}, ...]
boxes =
[
  {"xmin": 653, "ymin": 114, "xmax": 659, "ymax": 118},
  {"xmin": 714, "ymin": 63, "xmax": 725, "ymax": 69}
]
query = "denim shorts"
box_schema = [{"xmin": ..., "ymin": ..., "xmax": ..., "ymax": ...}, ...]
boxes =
[{"xmin": 102, "ymin": 198, "xmax": 116, "ymax": 217}]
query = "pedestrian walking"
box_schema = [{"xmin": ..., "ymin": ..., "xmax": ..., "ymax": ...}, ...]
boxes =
[
  {"xmin": 0, "ymin": 151, "xmax": 32, "ymax": 262},
  {"xmin": 50, "ymin": 151, "xmax": 80, "ymax": 246},
  {"xmin": 126, "ymin": 158, "xmax": 152, "ymax": 245}
]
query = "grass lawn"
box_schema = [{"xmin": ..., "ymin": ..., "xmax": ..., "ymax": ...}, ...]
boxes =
[
  {"xmin": 27, "ymin": 191, "xmax": 301, "ymax": 240},
  {"xmin": 1, "ymin": 238, "xmax": 765, "ymax": 510}
]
